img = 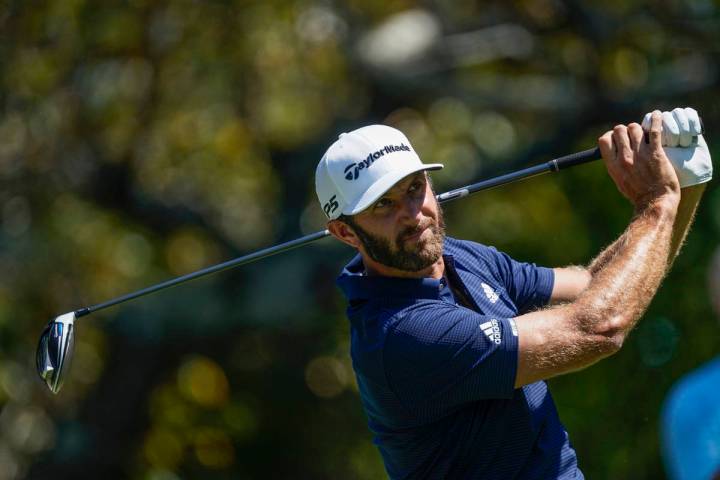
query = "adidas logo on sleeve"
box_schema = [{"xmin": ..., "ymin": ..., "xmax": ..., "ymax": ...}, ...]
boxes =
[{"xmin": 479, "ymin": 319, "xmax": 502, "ymax": 344}]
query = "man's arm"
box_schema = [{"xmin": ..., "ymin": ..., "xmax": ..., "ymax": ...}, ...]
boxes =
[
  {"xmin": 549, "ymin": 182, "xmax": 705, "ymax": 304},
  {"xmin": 669, "ymin": 183, "xmax": 705, "ymax": 255},
  {"xmin": 514, "ymin": 113, "xmax": 685, "ymax": 388},
  {"xmin": 549, "ymin": 266, "xmax": 591, "ymax": 304}
]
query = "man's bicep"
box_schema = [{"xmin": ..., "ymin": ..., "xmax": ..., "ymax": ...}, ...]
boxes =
[
  {"xmin": 549, "ymin": 266, "xmax": 591, "ymax": 304},
  {"xmin": 513, "ymin": 306, "xmax": 617, "ymax": 388}
]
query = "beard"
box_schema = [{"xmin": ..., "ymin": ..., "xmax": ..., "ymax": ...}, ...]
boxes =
[{"xmin": 347, "ymin": 206, "xmax": 446, "ymax": 272}]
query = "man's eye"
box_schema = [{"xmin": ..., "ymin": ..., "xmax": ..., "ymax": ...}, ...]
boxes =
[
  {"xmin": 409, "ymin": 182, "xmax": 424, "ymax": 193},
  {"xmin": 375, "ymin": 198, "xmax": 392, "ymax": 209}
]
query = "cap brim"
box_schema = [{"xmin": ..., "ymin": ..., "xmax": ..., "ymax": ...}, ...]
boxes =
[{"xmin": 343, "ymin": 163, "xmax": 444, "ymax": 216}]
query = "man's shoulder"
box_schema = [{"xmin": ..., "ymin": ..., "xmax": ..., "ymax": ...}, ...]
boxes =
[
  {"xmin": 445, "ymin": 237, "xmax": 507, "ymax": 274},
  {"xmin": 445, "ymin": 236, "xmax": 499, "ymax": 258}
]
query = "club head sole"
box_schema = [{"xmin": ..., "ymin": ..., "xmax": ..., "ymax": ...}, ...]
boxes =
[{"xmin": 36, "ymin": 312, "xmax": 76, "ymax": 394}]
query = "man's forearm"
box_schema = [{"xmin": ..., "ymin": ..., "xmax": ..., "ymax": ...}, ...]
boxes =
[
  {"xmin": 544, "ymin": 178, "xmax": 704, "ymax": 371},
  {"xmin": 587, "ymin": 236, "xmax": 622, "ymax": 277},
  {"xmin": 571, "ymin": 198, "xmax": 679, "ymax": 343},
  {"xmin": 515, "ymin": 198, "xmax": 680, "ymax": 386},
  {"xmin": 669, "ymin": 183, "xmax": 705, "ymax": 258},
  {"xmin": 588, "ymin": 184, "xmax": 705, "ymax": 277}
]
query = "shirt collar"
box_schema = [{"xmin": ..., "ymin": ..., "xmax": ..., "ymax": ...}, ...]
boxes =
[{"xmin": 336, "ymin": 241, "xmax": 459, "ymax": 301}]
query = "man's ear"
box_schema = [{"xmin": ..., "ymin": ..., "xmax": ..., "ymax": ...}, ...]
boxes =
[{"xmin": 327, "ymin": 219, "xmax": 362, "ymax": 249}]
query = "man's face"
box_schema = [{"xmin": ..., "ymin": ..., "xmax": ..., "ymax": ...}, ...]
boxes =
[{"xmin": 344, "ymin": 172, "xmax": 445, "ymax": 272}]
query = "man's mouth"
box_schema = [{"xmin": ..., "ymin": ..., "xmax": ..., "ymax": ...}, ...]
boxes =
[{"xmin": 401, "ymin": 225, "xmax": 429, "ymax": 243}]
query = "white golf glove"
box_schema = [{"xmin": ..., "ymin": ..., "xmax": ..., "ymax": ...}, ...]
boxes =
[{"xmin": 641, "ymin": 107, "xmax": 712, "ymax": 187}]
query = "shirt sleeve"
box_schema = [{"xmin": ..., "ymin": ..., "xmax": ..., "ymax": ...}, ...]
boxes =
[
  {"xmin": 384, "ymin": 302, "xmax": 519, "ymax": 420},
  {"xmin": 489, "ymin": 247, "xmax": 555, "ymax": 313}
]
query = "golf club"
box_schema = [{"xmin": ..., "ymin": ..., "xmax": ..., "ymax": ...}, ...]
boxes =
[{"xmin": 36, "ymin": 146, "xmax": 601, "ymax": 394}]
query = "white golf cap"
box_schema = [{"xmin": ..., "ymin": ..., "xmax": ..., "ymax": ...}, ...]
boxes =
[{"xmin": 315, "ymin": 125, "xmax": 443, "ymax": 220}]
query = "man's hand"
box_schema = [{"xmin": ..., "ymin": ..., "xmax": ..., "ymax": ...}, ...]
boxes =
[
  {"xmin": 598, "ymin": 110, "xmax": 681, "ymax": 211},
  {"xmin": 642, "ymin": 107, "xmax": 713, "ymax": 188}
]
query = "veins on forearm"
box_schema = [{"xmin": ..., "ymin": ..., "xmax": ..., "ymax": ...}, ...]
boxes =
[{"xmin": 587, "ymin": 234, "xmax": 626, "ymax": 277}]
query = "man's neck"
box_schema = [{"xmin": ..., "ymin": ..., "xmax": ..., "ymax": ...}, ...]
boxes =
[{"xmin": 363, "ymin": 255, "xmax": 445, "ymax": 280}]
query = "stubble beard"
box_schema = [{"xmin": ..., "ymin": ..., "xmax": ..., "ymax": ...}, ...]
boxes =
[{"xmin": 349, "ymin": 206, "xmax": 446, "ymax": 272}]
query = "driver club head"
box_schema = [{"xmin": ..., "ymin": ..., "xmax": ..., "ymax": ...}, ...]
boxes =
[{"xmin": 36, "ymin": 312, "xmax": 76, "ymax": 394}]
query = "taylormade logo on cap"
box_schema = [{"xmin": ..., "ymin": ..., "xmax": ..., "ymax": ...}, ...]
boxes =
[
  {"xmin": 344, "ymin": 143, "xmax": 412, "ymax": 181},
  {"xmin": 315, "ymin": 125, "xmax": 443, "ymax": 220}
]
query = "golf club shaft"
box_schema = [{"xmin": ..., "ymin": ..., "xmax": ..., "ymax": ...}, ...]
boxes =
[
  {"xmin": 436, "ymin": 147, "xmax": 600, "ymax": 203},
  {"xmin": 75, "ymin": 229, "xmax": 331, "ymax": 317},
  {"xmin": 74, "ymin": 147, "xmax": 601, "ymax": 318}
]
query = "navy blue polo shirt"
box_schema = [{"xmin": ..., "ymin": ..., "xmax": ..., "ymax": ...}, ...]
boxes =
[{"xmin": 337, "ymin": 237, "xmax": 583, "ymax": 479}]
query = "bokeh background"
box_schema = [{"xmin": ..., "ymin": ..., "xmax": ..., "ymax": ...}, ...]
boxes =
[{"xmin": 1, "ymin": 0, "xmax": 719, "ymax": 478}]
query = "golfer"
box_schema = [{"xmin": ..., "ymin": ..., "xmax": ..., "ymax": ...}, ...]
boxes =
[{"xmin": 315, "ymin": 108, "xmax": 712, "ymax": 479}]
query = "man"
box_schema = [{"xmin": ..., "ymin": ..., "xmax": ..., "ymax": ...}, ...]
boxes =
[{"xmin": 315, "ymin": 108, "xmax": 711, "ymax": 479}]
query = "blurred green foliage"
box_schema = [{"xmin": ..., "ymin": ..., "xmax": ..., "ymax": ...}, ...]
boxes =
[{"xmin": 1, "ymin": 0, "xmax": 719, "ymax": 479}]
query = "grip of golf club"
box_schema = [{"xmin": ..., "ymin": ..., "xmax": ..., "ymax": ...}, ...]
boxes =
[{"xmin": 548, "ymin": 147, "xmax": 601, "ymax": 172}]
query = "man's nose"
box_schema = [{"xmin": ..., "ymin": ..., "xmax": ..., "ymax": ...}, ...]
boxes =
[{"xmin": 397, "ymin": 196, "xmax": 424, "ymax": 223}]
